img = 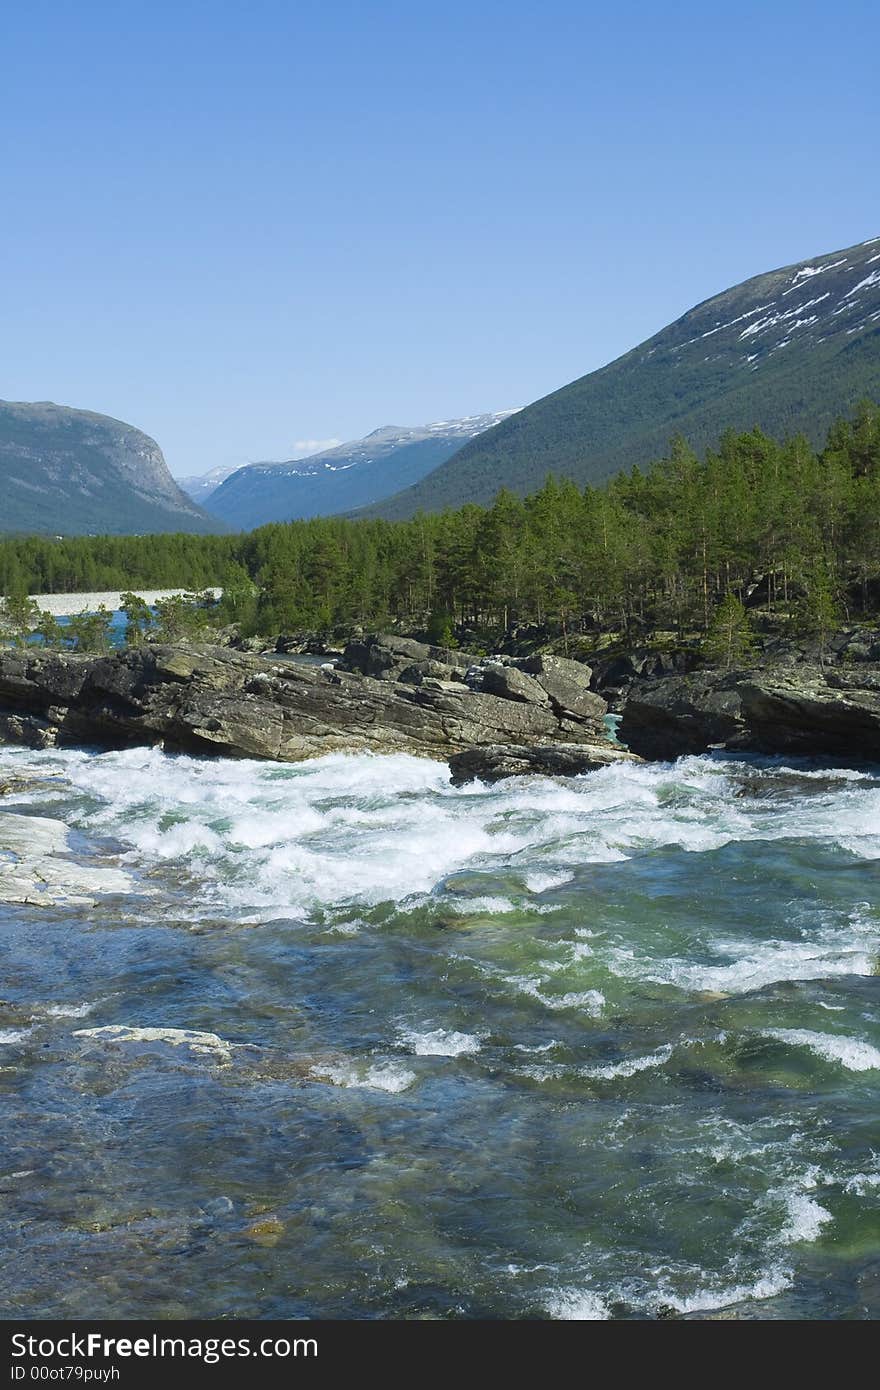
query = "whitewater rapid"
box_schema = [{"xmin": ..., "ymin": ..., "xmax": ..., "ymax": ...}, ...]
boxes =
[{"xmin": 1, "ymin": 743, "xmax": 879, "ymax": 1318}]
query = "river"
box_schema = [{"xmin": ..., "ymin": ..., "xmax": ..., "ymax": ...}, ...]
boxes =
[{"xmin": 0, "ymin": 744, "xmax": 878, "ymax": 1318}]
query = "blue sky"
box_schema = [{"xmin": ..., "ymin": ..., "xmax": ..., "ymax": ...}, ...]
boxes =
[{"xmin": 2, "ymin": 0, "xmax": 878, "ymax": 478}]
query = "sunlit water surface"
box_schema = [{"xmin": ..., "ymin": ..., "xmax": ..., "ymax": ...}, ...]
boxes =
[{"xmin": 1, "ymin": 744, "xmax": 879, "ymax": 1319}]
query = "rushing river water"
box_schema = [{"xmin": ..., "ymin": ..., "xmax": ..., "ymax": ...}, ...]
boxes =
[{"xmin": 1, "ymin": 743, "xmax": 879, "ymax": 1319}]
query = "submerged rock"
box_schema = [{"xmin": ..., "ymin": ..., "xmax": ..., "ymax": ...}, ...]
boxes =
[
  {"xmin": 0, "ymin": 812, "xmax": 131, "ymax": 907},
  {"xmin": 73, "ymin": 1025, "xmax": 234, "ymax": 1064}
]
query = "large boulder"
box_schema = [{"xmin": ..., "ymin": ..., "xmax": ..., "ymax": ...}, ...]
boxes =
[
  {"xmin": 478, "ymin": 661, "xmax": 551, "ymax": 705},
  {"xmin": 619, "ymin": 663, "xmax": 880, "ymax": 762},
  {"xmin": 449, "ymin": 741, "xmax": 642, "ymax": 785},
  {"xmin": 337, "ymin": 639, "xmax": 607, "ymax": 735},
  {"xmin": 341, "ymin": 633, "xmax": 476, "ymax": 682},
  {"xmin": 518, "ymin": 653, "xmax": 606, "ymax": 725}
]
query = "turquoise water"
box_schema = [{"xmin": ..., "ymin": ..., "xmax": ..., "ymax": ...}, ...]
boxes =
[
  {"xmin": 0, "ymin": 745, "xmax": 878, "ymax": 1319},
  {"xmin": 27, "ymin": 610, "xmax": 130, "ymax": 649}
]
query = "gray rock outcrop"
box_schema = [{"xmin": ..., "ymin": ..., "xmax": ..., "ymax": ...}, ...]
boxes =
[
  {"xmin": 449, "ymin": 741, "xmax": 642, "ymax": 785},
  {"xmin": 619, "ymin": 663, "xmax": 880, "ymax": 762},
  {"xmin": 0, "ymin": 637, "xmax": 629, "ymax": 780}
]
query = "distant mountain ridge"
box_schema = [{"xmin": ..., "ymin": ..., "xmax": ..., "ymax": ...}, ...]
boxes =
[
  {"xmin": 0, "ymin": 400, "xmax": 221, "ymax": 536},
  {"xmin": 177, "ymin": 463, "xmax": 242, "ymax": 506},
  {"xmin": 367, "ymin": 236, "xmax": 880, "ymax": 518},
  {"xmin": 204, "ymin": 411, "xmax": 520, "ymax": 528}
]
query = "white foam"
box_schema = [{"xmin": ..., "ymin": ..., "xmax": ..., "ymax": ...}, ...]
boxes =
[
  {"xmin": 5, "ymin": 745, "xmax": 880, "ymax": 935},
  {"xmin": 843, "ymin": 1170, "xmax": 880, "ymax": 1195},
  {"xmin": 0, "ymin": 1028, "xmax": 30, "ymax": 1044},
  {"xmin": 763, "ymin": 1028, "xmax": 880, "ymax": 1072},
  {"xmin": 543, "ymin": 1287, "xmax": 610, "ymax": 1320},
  {"xmin": 776, "ymin": 1191, "xmax": 832, "ymax": 1244},
  {"xmin": 443, "ymin": 895, "xmax": 519, "ymax": 916},
  {"xmin": 655, "ymin": 1267, "xmax": 791, "ymax": 1314},
  {"xmin": 513, "ymin": 977, "xmax": 605, "ymax": 1015},
  {"xmin": 517, "ymin": 1063, "xmax": 567, "ymax": 1082},
  {"xmin": 310, "ymin": 1060, "xmax": 416, "ymax": 1093},
  {"xmin": 524, "ymin": 870, "xmax": 573, "ymax": 893},
  {"xmin": 583, "ymin": 1045, "xmax": 674, "ymax": 1079},
  {"xmin": 41, "ymin": 1002, "xmax": 95, "ymax": 1019},
  {"xmin": 398, "ymin": 1027, "xmax": 481, "ymax": 1057},
  {"xmin": 610, "ymin": 902, "xmax": 880, "ymax": 994}
]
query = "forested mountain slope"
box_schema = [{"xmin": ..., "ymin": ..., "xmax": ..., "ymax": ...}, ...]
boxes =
[{"xmin": 368, "ymin": 237, "xmax": 880, "ymax": 517}]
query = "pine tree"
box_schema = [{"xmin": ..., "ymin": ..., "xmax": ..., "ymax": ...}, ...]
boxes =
[
  {"xmin": 0, "ymin": 589, "xmax": 39, "ymax": 648},
  {"xmin": 702, "ymin": 592, "xmax": 756, "ymax": 671},
  {"xmin": 797, "ymin": 558, "xmax": 841, "ymax": 664}
]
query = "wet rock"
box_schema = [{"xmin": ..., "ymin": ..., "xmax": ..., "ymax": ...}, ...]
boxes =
[
  {"xmin": 243, "ymin": 1214, "xmax": 285, "ymax": 1246},
  {"xmin": 73, "ymin": 1025, "xmax": 235, "ymax": 1064},
  {"xmin": 448, "ymin": 741, "xmax": 643, "ymax": 785},
  {"xmin": 0, "ymin": 812, "xmax": 131, "ymax": 907},
  {"xmin": 0, "ymin": 714, "xmax": 57, "ymax": 750}
]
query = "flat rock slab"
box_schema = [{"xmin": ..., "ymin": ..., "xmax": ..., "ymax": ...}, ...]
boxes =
[
  {"xmin": 0, "ymin": 811, "xmax": 132, "ymax": 908},
  {"xmin": 73, "ymin": 1025, "xmax": 235, "ymax": 1064}
]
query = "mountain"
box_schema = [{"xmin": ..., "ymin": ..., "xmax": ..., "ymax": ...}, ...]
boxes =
[
  {"xmin": 177, "ymin": 463, "xmax": 243, "ymax": 506},
  {"xmin": 204, "ymin": 412, "xmax": 519, "ymax": 529},
  {"xmin": 0, "ymin": 400, "xmax": 222, "ymax": 536},
  {"xmin": 367, "ymin": 237, "xmax": 880, "ymax": 518}
]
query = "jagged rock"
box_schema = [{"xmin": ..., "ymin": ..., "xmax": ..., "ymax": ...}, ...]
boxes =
[
  {"xmin": 337, "ymin": 639, "xmax": 607, "ymax": 736},
  {"xmin": 517, "ymin": 653, "xmax": 606, "ymax": 723},
  {"xmin": 0, "ymin": 712, "xmax": 56, "ymax": 749},
  {"xmin": 341, "ymin": 633, "xmax": 476, "ymax": 681},
  {"xmin": 73, "ymin": 1025, "xmax": 235, "ymax": 1064},
  {"xmin": 397, "ymin": 659, "xmax": 469, "ymax": 686},
  {"xmin": 234, "ymin": 636, "xmax": 272, "ymax": 654},
  {"xmin": 479, "ymin": 661, "xmax": 551, "ymax": 705},
  {"xmin": 619, "ymin": 663, "xmax": 880, "ymax": 762},
  {"xmin": 449, "ymin": 741, "xmax": 643, "ymax": 785},
  {"xmin": 518, "ymin": 652, "xmax": 592, "ymax": 682},
  {"xmin": 591, "ymin": 646, "xmax": 701, "ymax": 695},
  {"xmin": 0, "ymin": 641, "xmax": 615, "ymax": 773}
]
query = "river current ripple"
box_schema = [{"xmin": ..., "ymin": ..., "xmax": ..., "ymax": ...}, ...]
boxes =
[{"xmin": 1, "ymin": 744, "xmax": 879, "ymax": 1319}]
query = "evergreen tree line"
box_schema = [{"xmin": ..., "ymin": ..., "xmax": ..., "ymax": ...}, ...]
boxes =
[{"xmin": 1, "ymin": 403, "xmax": 878, "ymax": 648}]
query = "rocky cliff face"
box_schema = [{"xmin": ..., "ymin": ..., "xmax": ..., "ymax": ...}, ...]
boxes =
[
  {"xmin": 0, "ymin": 635, "xmax": 637, "ymax": 782},
  {"xmin": 0, "ymin": 400, "xmax": 221, "ymax": 535}
]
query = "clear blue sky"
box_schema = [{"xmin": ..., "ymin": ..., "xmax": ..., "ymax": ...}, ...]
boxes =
[{"xmin": 2, "ymin": 0, "xmax": 878, "ymax": 479}]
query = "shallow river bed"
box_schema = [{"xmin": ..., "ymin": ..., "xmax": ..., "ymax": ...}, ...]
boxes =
[{"xmin": 0, "ymin": 744, "xmax": 878, "ymax": 1319}]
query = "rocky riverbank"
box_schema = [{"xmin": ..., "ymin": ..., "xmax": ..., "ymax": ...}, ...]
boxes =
[
  {"xmin": 619, "ymin": 658, "xmax": 880, "ymax": 762},
  {"xmin": 6, "ymin": 624, "xmax": 880, "ymax": 779},
  {"xmin": 0, "ymin": 634, "xmax": 638, "ymax": 781}
]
